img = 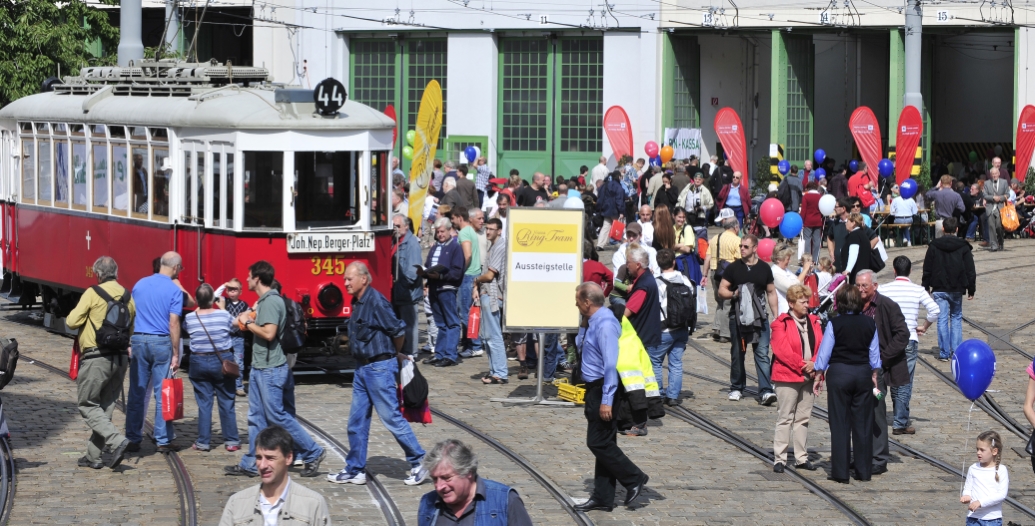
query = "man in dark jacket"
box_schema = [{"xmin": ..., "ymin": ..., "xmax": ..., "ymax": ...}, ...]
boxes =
[
  {"xmin": 921, "ymin": 218, "xmax": 977, "ymax": 361},
  {"xmin": 827, "ymin": 166, "xmax": 849, "ymax": 200},
  {"xmin": 455, "ymin": 165, "xmax": 479, "ymax": 209},
  {"xmin": 855, "ymin": 269, "xmax": 910, "ymax": 476},
  {"xmin": 594, "ymin": 171, "xmax": 626, "ymax": 250},
  {"xmin": 419, "ymin": 217, "xmax": 467, "ymax": 367}
]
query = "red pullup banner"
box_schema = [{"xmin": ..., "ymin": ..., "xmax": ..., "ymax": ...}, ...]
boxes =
[
  {"xmin": 849, "ymin": 107, "xmax": 883, "ymax": 186},
  {"xmin": 894, "ymin": 106, "xmax": 923, "ymax": 185},
  {"xmin": 384, "ymin": 104, "xmax": 398, "ymax": 147},
  {"xmin": 714, "ymin": 108, "xmax": 748, "ymax": 179},
  {"xmin": 1015, "ymin": 105, "xmax": 1035, "ymax": 181},
  {"xmin": 603, "ymin": 106, "xmax": 633, "ymax": 159}
]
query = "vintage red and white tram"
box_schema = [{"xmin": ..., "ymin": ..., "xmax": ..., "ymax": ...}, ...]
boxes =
[{"xmin": 0, "ymin": 62, "xmax": 397, "ymax": 354}]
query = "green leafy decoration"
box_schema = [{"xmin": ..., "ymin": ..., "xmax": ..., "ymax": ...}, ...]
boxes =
[{"xmin": 0, "ymin": 0, "xmax": 118, "ymax": 106}]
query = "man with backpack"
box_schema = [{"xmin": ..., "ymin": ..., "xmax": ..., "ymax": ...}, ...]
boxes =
[
  {"xmin": 327, "ymin": 262, "xmax": 429, "ymax": 487},
  {"xmin": 653, "ymin": 249, "xmax": 696, "ymax": 407},
  {"xmin": 778, "ymin": 165, "xmax": 804, "ymax": 213},
  {"xmin": 66, "ymin": 256, "xmax": 136, "ymax": 470}
]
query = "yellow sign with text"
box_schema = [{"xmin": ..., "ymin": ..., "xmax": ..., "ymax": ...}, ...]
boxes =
[{"xmin": 503, "ymin": 209, "xmax": 584, "ymax": 331}]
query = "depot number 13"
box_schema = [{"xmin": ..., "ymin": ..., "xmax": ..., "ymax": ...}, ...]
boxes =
[{"xmin": 311, "ymin": 256, "xmax": 346, "ymax": 276}]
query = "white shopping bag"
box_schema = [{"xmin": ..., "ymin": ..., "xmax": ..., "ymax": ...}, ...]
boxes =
[{"xmin": 697, "ymin": 285, "xmax": 709, "ymax": 315}]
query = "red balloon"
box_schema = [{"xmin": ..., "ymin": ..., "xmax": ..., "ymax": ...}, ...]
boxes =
[
  {"xmin": 645, "ymin": 141, "xmax": 659, "ymax": 158},
  {"xmin": 757, "ymin": 238, "xmax": 776, "ymax": 263},
  {"xmin": 760, "ymin": 198, "xmax": 785, "ymax": 228}
]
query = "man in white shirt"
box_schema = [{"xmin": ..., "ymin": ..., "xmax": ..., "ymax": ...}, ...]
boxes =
[
  {"xmin": 636, "ymin": 205, "xmax": 655, "ymax": 247},
  {"xmin": 219, "ymin": 425, "xmax": 330, "ymax": 525},
  {"xmin": 879, "ymin": 256, "xmax": 940, "ymax": 436},
  {"xmin": 612, "ymin": 223, "xmax": 659, "ymax": 276},
  {"xmin": 591, "ymin": 156, "xmax": 609, "ymax": 194}
]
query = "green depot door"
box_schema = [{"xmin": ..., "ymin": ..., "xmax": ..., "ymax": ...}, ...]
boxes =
[{"xmin": 498, "ymin": 38, "xmax": 552, "ymax": 179}]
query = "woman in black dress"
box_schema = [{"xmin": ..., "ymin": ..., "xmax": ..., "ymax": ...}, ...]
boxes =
[
  {"xmin": 811, "ymin": 285, "xmax": 882, "ymax": 483},
  {"xmin": 838, "ymin": 212, "xmax": 872, "ymax": 284}
]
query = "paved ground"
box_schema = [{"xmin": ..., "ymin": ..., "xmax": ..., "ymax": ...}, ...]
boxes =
[{"xmin": 4, "ymin": 235, "xmax": 1035, "ymax": 525}]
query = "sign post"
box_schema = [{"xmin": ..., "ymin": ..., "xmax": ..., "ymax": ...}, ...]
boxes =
[{"xmin": 490, "ymin": 208, "xmax": 583, "ymax": 406}]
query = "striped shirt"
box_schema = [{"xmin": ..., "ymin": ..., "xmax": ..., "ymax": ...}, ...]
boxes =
[
  {"xmin": 879, "ymin": 277, "xmax": 940, "ymax": 342},
  {"xmin": 183, "ymin": 310, "xmax": 235, "ymax": 354}
]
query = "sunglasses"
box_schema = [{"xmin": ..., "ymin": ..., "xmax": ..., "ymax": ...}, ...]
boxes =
[
  {"xmin": 740, "ymin": 244, "xmax": 753, "ymax": 249},
  {"xmin": 226, "ymin": 287, "xmax": 241, "ymax": 292}
]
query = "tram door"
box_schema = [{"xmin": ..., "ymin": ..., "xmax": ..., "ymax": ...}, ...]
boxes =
[
  {"xmin": 177, "ymin": 142, "xmax": 205, "ymax": 286},
  {"xmin": 0, "ymin": 131, "xmax": 13, "ymax": 275}
]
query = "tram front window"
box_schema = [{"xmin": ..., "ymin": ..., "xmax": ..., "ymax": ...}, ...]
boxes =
[
  {"xmin": 243, "ymin": 151, "xmax": 283, "ymax": 230},
  {"xmin": 294, "ymin": 151, "xmax": 360, "ymax": 229}
]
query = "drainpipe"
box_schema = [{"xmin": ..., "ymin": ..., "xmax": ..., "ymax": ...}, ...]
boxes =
[
  {"xmin": 118, "ymin": 0, "xmax": 144, "ymax": 67},
  {"xmin": 903, "ymin": 0, "xmax": 923, "ymax": 112}
]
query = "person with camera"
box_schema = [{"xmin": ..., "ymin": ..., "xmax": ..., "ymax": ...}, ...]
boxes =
[{"xmin": 676, "ymin": 171, "xmax": 715, "ymax": 228}]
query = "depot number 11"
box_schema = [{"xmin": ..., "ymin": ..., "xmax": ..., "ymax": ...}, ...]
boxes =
[{"xmin": 311, "ymin": 256, "xmax": 346, "ymax": 276}]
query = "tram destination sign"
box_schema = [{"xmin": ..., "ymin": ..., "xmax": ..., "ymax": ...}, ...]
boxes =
[{"xmin": 286, "ymin": 232, "xmax": 374, "ymax": 253}]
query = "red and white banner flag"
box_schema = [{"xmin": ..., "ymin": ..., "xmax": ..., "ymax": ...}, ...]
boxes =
[
  {"xmin": 714, "ymin": 108, "xmax": 748, "ymax": 180},
  {"xmin": 603, "ymin": 106, "xmax": 633, "ymax": 159},
  {"xmin": 849, "ymin": 106, "xmax": 882, "ymax": 186},
  {"xmin": 894, "ymin": 106, "xmax": 923, "ymax": 185},
  {"xmin": 1016, "ymin": 105, "xmax": 1035, "ymax": 180}
]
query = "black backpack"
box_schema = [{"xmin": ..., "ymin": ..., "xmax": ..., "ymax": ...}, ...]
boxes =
[
  {"xmin": 660, "ymin": 277, "xmax": 695, "ymax": 331},
  {"xmin": 778, "ymin": 178, "xmax": 801, "ymax": 211},
  {"xmin": 0, "ymin": 337, "xmax": 18, "ymax": 390},
  {"xmin": 91, "ymin": 285, "xmax": 132, "ymax": 351},
  {"xmin": 401, "ymin": 362, "xmax": 429, "ymax": 409},
  {"xmin": 280, "ymin": 296, "xmax": 307, "ymax": 354}
]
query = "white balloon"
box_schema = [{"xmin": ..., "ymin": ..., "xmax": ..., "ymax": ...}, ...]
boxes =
[
  {"xmin": 473, "ymin": 145, "xmax": 482, "ymax": 160},
  {"xmin": 818, "ymin": 194, "xmax": 837, "ymax": 216},
  {"xmin": 563, "ymin": 197, "xmax": 585, "ymax": 209}
]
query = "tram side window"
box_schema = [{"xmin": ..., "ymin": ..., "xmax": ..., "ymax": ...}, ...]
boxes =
[
  {"xmin": 93, "ymin": 143, "xmax": 109, "ymax": 212},
  {"xmin": 152, "ymin": 148, "xmax": 170, "ymax": 221},
  {"xmin": 72, "ymin": 141, "xmax": 88, "ymax": 209},
  {"xmin": 183, "ymin": 151, "xmax": 192, "ymax": 223},
  {"xmin": 38, "ymin": 139, "xmax": 52, "ymax": 205},
  {"xmin": 371, "ymin": 151, "xmax": 390, "ymax": 227},
  {"xmin": 213, "ymin": 152, "xmax": 223, "ymax": 226},
  {"xmin": 196, "ymin": 152, "xmax": 206, "ymax": 223},
  {"xmin": 294, "ymin": 151, "xmax": 359, "ymax": 229},
  {"xmin": 112, "ymin": 144, "xmax": 129, "ymax": 214},
  {"xmin": 21, "ymin": 140, "xmax": 34, "ymax": 203},
  {"xmin": 130, "ymin": 147, "xmax": 148, "ymax": 218},
  {"xmin": 226, "ymin": 153, "xmax": 235, "ymax": 228},
  {"xmin": 243, "ymin": 151, "xmax": 283, "ymax": 229},
  {"xmin": 55, "ymin": 141, "xmax": 69, "ymax": 206}
]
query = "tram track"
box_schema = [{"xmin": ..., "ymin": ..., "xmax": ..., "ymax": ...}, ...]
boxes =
[
  {"xmin": 21, "ymin": 351, "xmax": 198, "ymax": 526},
  {"xmin": 294, "ymin": 415, "xmax": 405, "ymax": 526},
  {"xmin": 685, "ymin": 339, "xmax": 1035, "ymax": 520},
  {"xmin": 0, "ymin": 433, "xmax": 14, "ymax": 526}
]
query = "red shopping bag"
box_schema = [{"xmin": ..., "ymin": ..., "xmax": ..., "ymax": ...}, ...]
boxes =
[
  {"xmin": 804, "ymin": 273, "xmax": 820, "ymax": 309},
  {"xmin": 69, "ymin": 339, "xmax": 80, "ymax": 380},
  {"xmin": 161, "ymin": 376, "xmax": 184, "ymax": 421},
  {"xmin": 466, "ymin": 306, "xmax": 481, "ymax": 340},
  {"xmin": 609, "ymin": 220, "xmax": 626, "ymax": 242}
]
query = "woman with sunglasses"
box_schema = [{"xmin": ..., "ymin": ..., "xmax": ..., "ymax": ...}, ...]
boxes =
[{"xmin": 216, "ymin": 279, "xmax": 250, "ymax": 396}]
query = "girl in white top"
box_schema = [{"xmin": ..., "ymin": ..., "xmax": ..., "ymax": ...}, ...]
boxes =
[
  {"xmin": 815, "ymin": 256, "xmax": 835, "ymax": 300},
  {"xmin": 961, "ymin": 430, "xmax": 1009, "ymax": 524},
  {"xmin": 770, "ymin": 244, "xmax": 811, "ymax": 315}
]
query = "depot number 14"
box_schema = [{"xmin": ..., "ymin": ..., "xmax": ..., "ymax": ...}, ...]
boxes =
[{"xmin": 311, "ymin": 256, "xmax": 346, "ymax": 276}]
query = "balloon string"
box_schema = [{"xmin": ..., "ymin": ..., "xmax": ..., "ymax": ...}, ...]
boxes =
[{"xmin": 961, "ymin": 402, "xmax": 975, "ymax": 497}]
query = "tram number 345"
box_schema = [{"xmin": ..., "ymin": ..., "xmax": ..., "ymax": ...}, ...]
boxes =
[{"xmin": 311, "ymin": 256, "xmax": 346, "ymax": 276}]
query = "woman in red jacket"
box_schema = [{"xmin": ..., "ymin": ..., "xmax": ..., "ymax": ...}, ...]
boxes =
[
  {"xmin": 770, "ymin": 284, "xmax": 823, "ymax": 473},
  {"xmin": 799, "ymin": 181, "xmax": 825, "ymax": 263}
]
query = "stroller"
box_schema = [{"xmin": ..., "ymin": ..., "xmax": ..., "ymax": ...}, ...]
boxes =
[{"xmin": 810, "ymin": 274, "xmax": 848, "ymax": 330}]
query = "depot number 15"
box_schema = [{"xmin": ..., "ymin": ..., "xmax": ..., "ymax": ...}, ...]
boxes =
[{"xmin": 311, "ymin": 256, "xmax": 346, "ymax": 276}]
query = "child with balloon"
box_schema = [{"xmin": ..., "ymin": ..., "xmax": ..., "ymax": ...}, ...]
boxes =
[{"xmin": 890, "ymin": 182, "xmax": 919, "ymax": 245}]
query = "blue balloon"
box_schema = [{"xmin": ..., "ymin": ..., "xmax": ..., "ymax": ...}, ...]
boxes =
[
  {"xmin": 814, "ymin": 168, "xmax": 826, "ymax": 181},
  {"xmin": 899, "ymin": 178, "xmax": 918, "ymax": 199},
  {"xmin": 849, "ymin": 159, "xmax": 859, "ymax": 172},
  {"xmin": 814, "ymin": 149, "xmax": 826, "ymax": 163},
  {"xmin": 778, "ymin": 160, "xmax": 790, "ymax": 175},
  {"xmin": 952, "ymin": 340, "xmax": 997, "ymax": 401},
  {"xmin": 863, "ymin": 215, "xmax": 872, "ymax": 228},
  {"xmin": 878, "ymin": 158, "xmax": 894, "ymax": 177},
  {"xmin": 779, "ymin": 212, "xmax": 803, "ymax": 238},
  {"xmin": 649, "ymin": 155, "xmax": 662, "ymax": 167},
  {"xmin": 464, "ymin": 146, "xmax": 477, "ymax": 163}
]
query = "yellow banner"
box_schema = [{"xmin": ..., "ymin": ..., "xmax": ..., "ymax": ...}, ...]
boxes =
[
  {"xmin": 504, "ymin": 209, "xmax": 584, "ymax": 331},
  {"xmin": 511, "ymin": 224, "xmax": 579, "ymax": 253},
  {"xmin": 407, "ymin": 80, "xmax": 443, "ymax": 234}
]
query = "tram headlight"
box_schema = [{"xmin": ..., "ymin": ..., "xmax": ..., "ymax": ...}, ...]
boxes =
[{"xmin": 317, "ymin": 283, "xmax": 344, "ymax": 313}]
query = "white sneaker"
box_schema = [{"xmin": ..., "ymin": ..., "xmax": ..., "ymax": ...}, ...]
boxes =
[
  {"xmin": 327, "ymin": 470, "xmax": 367, "ymax": 485},
  {"xmin": 761, "ymin": 392, "xmax": 778, "ymax": 406},
  {"xmin": 728, "ymin": 390, "xmax": 742, "ymax": 401},
  {"xmin": 404, "ymin": 465, "xmax": 429, "ymax": 486}
]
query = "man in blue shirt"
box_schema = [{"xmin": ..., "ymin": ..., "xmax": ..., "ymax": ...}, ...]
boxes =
[
  {"xmin": 327, "ymin": 262, "xmax": 428, "ymax": 486},
  {"xmin": 125, "ymin": 251, "xmax": 187, "ymax": 452},
  {"xmin": 573, "ymin": 283, "xmax": 648, "ymax": 512},
  {"xmin": 392, "ymin": 215, "xmax": 424, "ymax": 358}
]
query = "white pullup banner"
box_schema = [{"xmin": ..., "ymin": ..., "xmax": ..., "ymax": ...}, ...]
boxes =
[{"xmin": 663, "ymin": 128, "xmax": 703, "ymax": 160}]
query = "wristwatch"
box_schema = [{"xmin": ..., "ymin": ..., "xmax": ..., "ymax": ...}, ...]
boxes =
[{"xmin": 245, "ymin": 320, "xmax": 254, "ymax": 327}]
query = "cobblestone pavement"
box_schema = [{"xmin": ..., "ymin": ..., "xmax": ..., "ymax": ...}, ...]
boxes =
[{"xmin": 6, "ymin": 237, "xmax": 1035, "ymax": 525}]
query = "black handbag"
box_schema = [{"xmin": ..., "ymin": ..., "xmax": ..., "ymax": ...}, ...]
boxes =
[
  {"xmin": 194, "ymin": 313, "xmax": 240, "ymax": 379},
  {"xmin": 1026, "ymin": 431, "xmax": 1034, "ymax": 456}
]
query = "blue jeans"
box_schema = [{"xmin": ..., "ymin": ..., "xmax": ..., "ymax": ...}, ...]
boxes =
[
  {"xmin": 542, "ymin": 334, "xmax": 564, "ymax": 380},
  {"xmin": 430, "ymin": 288, "xmax": 460, "ymax": 363},
  {"xmin": 966, "ymin": 518, "xmax": 1002, "ymax": 526},
  {"xmin": 126, "ymin": 334, "xmax": 176, "ymax": 446},
  {"xmin": 890, "ymin": 340, "xmax": 919, "ymax": 429},
  {"xmin": 730, "ymin": 207, "xmax": 744, "ymax": 229},
  {"xmin": 729, "ymin": 317, "xmax": 774, "ymax": 395},
  {"xmin": 345, "ymin": 358, "xmax": 425, "ymax": 474},
  {"xmin": 933, "ymin": 292, "xmax": 963, "ymax": 359},
  {"xmin": 187, "ymin": 352, "xmax": 240, "ymax": 449},
  {"xmin": 394, "ymin": 302, "xmax": 420, "ymax": 357},
  {"xmin": 966, "ymin": 216, "xmax": 980, "ymax": 239},
  {"xmin": 239, "ymin": 363, "xmax": 323, "ymax": 472},
  {"xmin": 893, "ymin": 216, "xmax": 913, "ymax": 242},
  {"xmin": 649, "ymin": 329, "xmax": 688, "ymax": 400},
  {"xmin": 458, "ymin": 275, "xmax": 482, "ymax": 351},
  {"xmin": 479, "ymin": 297, "xmax": 507, "ymax": 379},
  {"xmin": 231, "ymin": 336, "xmax": 246, "ymax": 392}
]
